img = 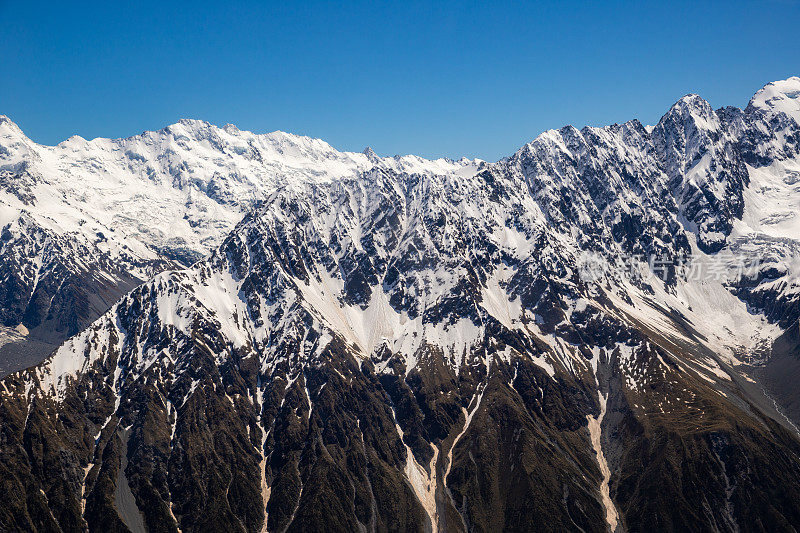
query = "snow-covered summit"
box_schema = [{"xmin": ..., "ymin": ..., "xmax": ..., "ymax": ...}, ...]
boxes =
[
  {"xmin": 748, "ymin": 76, "xmax": 800, "ymax": 125},
  {"xmin": 0, "ymin": 115, "xmax": 480, "ymax": 262},
  {"xmin": 0, "ymin": 117, "xmax": 480, "ymax": 356}
]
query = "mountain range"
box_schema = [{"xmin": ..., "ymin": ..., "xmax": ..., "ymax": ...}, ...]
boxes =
[
  {"xmin": 0, "ymin": 115, "xmax": 479, "ymax": 376},
  {"xmin": 1, "ymin": 77, "xmax": 800, "ymax": 532}
]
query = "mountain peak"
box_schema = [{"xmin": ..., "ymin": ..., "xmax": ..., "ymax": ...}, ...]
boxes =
[
  {"xmin": 666, "ymin": 93, "xmax": 714, "ymax": 116},
  {"xmin": 176, "ymin": 118, "xmax": 212, "ymax": 128},
  {"xmin": 162, "ymin": 118, "xmax": 216, "ymax": 136},
  {"xmin": 362, "ymin": 146, "xmax": 379, "ymax": 161},
  {"xmin": 0, "ymin": 115, "xmax": 24, "ymax": 136},
  {"xmin": 748, "ymin": 76, "xmax": 800, "ymax": 124},
  {"xmin": 655, "ymin": 93, "xmax": 719, "ymax": 135}
]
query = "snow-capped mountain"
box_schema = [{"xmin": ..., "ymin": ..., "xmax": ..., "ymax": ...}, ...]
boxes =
[
  {"xmin": 1, "ymin": 78, "xmax": 800, "ymax": 532},
  {"xmin": 0, "ymin": 116, "xmax": 481, "ymax": 375}
]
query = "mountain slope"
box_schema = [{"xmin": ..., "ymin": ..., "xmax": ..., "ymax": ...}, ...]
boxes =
[
  {"xmin": 0, "ymin": 116, "xmax": 480, "ymax": 375},
  {"xmin": 1, "ymin": 77, "xmax": 800, "ymax": 532}
]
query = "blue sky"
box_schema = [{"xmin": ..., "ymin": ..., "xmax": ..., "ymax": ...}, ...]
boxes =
[{"xmin": 2, "ymin": 1, "xmax": 799, "ymax": 161}]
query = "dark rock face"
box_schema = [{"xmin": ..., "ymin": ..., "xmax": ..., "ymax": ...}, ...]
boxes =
[
  {"xmin": 652, "ymin": 95, "xmax": 749, "ymax": 254},
  {"xmin": 2, "ymin": 79, "xmax": 800, "ymax": 532},
  {"xmin": 0, "ymin": 208, "xmax": 170, "ymax": 376}
]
